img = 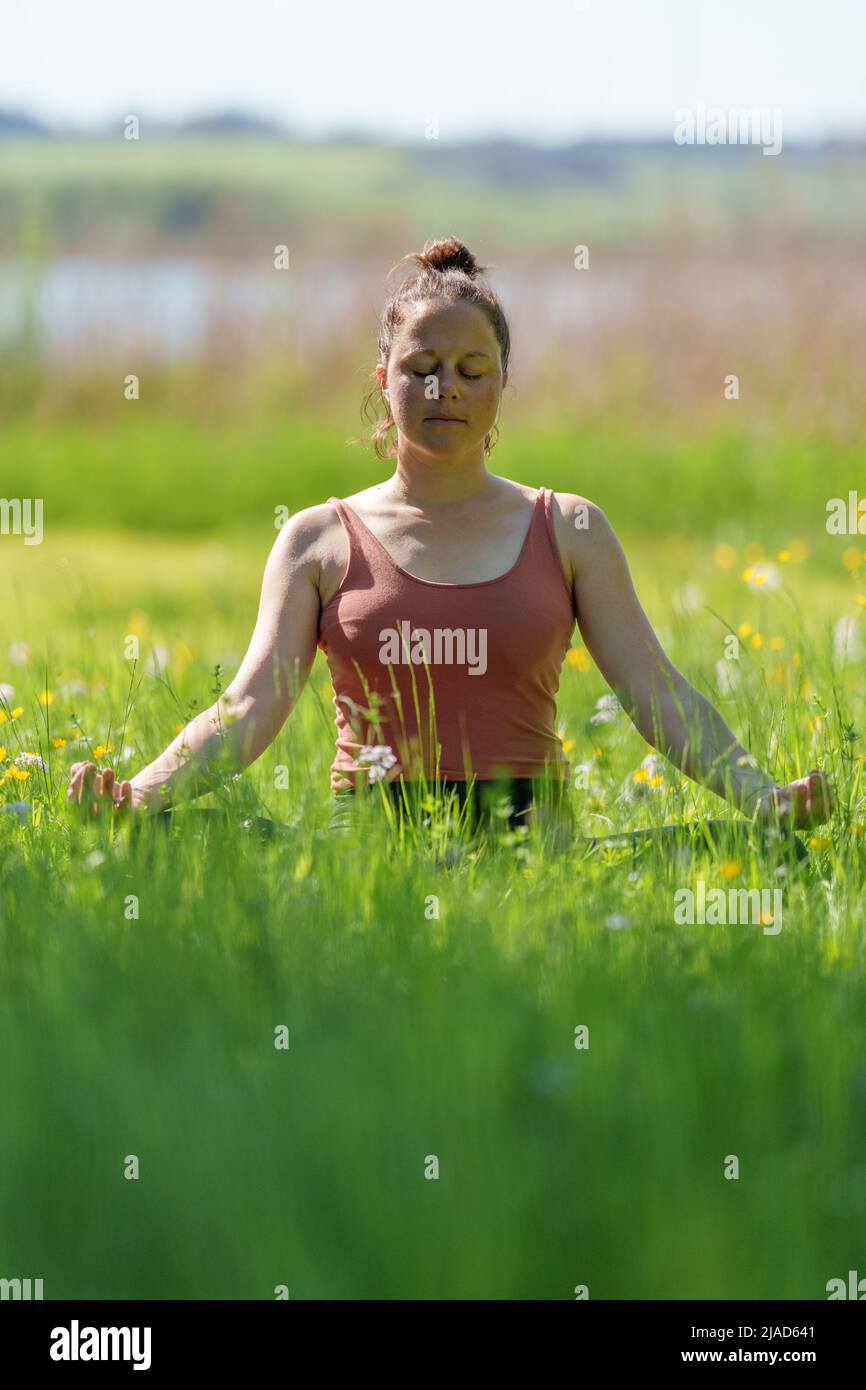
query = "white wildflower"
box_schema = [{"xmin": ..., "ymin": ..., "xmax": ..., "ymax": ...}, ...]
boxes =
[
  {"xmin": 744, "ymin": 562, "xmax": 781, "ymax": 592},
  {"xmin": 14, "ymin": 752, "xmax": 45, "ymax": 771},
  {"xmin": 590, "ymin": 693, "xmax": 622, "ymax": 725},
  {"xmin": 355, "ymin": 744, "xmax": 398, "ymax": 784},
  {"xmin": 605, "ymin": 913, "xmax": 632, "ymax": 930}
]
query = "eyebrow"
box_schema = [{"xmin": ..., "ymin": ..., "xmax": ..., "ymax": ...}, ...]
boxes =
[{"xmin": 405, "ymin": 349, "xmax": 491, "ymax": 359}]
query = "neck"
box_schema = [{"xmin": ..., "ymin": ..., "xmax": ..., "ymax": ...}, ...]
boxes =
[{"xmin": 388, "ymin": 451, "xmax": 500, "ymax": 507}]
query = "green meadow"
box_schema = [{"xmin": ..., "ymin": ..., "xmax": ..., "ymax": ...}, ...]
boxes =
[
  {"xmin": 1, "ymin": 135, "xmax": 865, "ymax": 1299},
  {"xmin": 2, "ymin": 404, "xmax": 865, "ymax": 1299}
]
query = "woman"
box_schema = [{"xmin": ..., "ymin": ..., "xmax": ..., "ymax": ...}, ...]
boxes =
[{"xmin": 66, "ymin": 237, "xmax": 834, "ymax": 848}]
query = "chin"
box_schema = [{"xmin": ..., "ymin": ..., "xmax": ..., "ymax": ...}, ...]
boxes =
[{"xmin": 411, "ymin": 426, "xmax": 480, "ymax": 453}]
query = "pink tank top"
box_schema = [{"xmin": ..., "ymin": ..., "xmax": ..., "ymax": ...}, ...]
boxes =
[{"xmin": 317, "ymin": 487, "xmax": 576, "ymax": 792}]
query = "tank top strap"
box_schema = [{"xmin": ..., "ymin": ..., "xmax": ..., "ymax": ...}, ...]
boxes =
[
  {"xmin": 326, "ymin": 495, "xmax": 381, "ymax": 570},
  {"xmin": 327, "ymin": 496, "xmax": 357, "ymax": 537},
  {"xmin": 535, "ymin": 486, "xmax": 574, "ymax": 609}
]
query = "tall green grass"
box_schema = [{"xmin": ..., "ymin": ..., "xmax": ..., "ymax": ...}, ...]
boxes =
[
  {"xmin": 1, "ymin": 488, "xmax": 864, "ymax": 1296},
  {"xmin": 1, "ymin": 803, "xmax": 863, "ymax": 1299}
]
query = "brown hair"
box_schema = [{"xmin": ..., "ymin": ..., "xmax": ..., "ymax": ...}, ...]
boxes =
[{"xmin": 360, "ymin": 236, "xmax": 511, "ymax": 461}]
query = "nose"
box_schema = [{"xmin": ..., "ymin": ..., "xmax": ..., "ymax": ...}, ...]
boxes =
[{"xmin": 436, "ymin": 370, "xmax": 459, "ymax": 398}]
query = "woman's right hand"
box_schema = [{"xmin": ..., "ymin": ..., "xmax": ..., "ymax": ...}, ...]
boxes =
[
  {"xmin": 66, "ymin": 761, "xmax": 138, "ymax": 819},
  {"xmin": 750, "ymin": 768, "xmax": 835, "ymax": 832}
]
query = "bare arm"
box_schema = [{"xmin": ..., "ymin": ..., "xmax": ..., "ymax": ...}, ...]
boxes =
[
  {"xmin": 565, "ymin": 499, "xmax": 833, "ymax": 826},
  {"xmin": 120, "ymin": 509, "xmax": 322, "ymax": 813}
]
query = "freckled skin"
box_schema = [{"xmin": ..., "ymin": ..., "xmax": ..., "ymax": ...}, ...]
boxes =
[{"xmin": 376, "ymin": 300, "xmax": 507, "ymax": 471}]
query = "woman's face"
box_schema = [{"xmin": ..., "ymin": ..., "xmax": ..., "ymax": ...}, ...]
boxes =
[{"xmin": 377, "ymin": 300, "xmax": 507, "ymax": 458}]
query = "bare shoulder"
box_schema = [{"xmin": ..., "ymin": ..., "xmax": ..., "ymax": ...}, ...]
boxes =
[
  {"xmin": 262, "ymin": 501, "xmax": 345, "ymax": 583},
  {"xmin": 548, "ymin": 489, "xmax": 606, "ymax": 528},
  {"xmin": 548, "ymin": 490, "xmax": 615, "ymax": 585},
  {"xmin": 272, "ymin": 498, "xmax": 364, "ymax": 609},
  {"xmin": 272, "ymin": 499, "xmax": 346, "ymax": 548}
]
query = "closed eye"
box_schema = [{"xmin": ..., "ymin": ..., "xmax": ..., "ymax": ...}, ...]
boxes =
[{"xmin": 412, "ymin": 369, "xmax": 482, "ymax": 379}]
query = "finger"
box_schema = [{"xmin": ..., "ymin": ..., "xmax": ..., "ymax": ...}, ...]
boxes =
[
  {"xmin": 66, "ymin": 764, "xmax": 91, "ymax": 811},
  {"xmin": 111, "ymin": 778, "xmax": 130, "ymax": 812},
  {"xmin": 807, "ymin": 772, "xmax": 833, "ymax": 820},
  {"xmin": 68, "ymin": 772, "xmax": 90, "ymax": 811},
  {"xmin": 817, "ymin": 774, "xmax": 833, "ymax": 813},
  {"xmin": 75, "ymin": 763, "xmax": 97, "ymax": 806},
  {"xmin": 793, "ymin": 775, "xmax": 819, "ymax": 827},
  {"xmin": 83, "ymin": 764, "xmax": 100, "ymax": 812},
  {"xmin": 67, "ymin": 762, "xmax": 88, "ymax": 796}
]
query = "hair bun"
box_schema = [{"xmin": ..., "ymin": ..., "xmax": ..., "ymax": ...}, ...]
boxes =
[{"xmin": 408, "ymin": 236, "xmax": 485, "ymax": 280}]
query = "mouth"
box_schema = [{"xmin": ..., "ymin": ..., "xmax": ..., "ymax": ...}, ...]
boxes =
[{"xmin": 425, "ymin": 415, "xmax": 466, "ymax": 423}]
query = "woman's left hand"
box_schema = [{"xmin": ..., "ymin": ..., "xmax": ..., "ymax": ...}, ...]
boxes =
[{"xmin": 750, "ymin": 768, "xmax": 834, "ymax": 831}]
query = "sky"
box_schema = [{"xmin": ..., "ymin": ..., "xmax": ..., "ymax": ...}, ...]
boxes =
[{"xmin": 1, "ymin": 0, "xmax": 864, "ymax": 143}]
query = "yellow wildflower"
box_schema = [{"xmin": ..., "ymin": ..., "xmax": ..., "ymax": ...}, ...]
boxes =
[{"xmin": 565, "ymin": 647, "xmax": 592, "ymax": 672}]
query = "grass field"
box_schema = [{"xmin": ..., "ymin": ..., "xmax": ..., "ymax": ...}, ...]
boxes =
[{"xmin": 2, "ymin": 405, "xmax": 865, "ymax": 1298}]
